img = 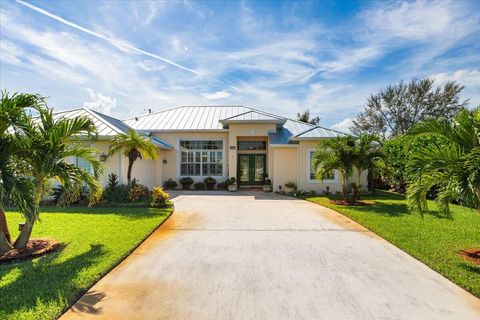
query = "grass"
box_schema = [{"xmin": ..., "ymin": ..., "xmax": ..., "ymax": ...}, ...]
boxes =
[
  {"xmin": 304, "ymin": 190, "xmax": 480, "ymax": 298},
  {"xmin": 0, "ymin": 206, "xmax": 173, "ymax": 320}
]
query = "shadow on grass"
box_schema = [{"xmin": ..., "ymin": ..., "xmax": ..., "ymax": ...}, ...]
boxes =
[
  {"xmin": 0, "ymin": 244, "xmax": 107, "ymax": 318},
  {"xmin": 458, "ymin": 262, "xmax": 480, "ymax": 276},
  {"xmin": 24, "ymin": 206, "xmax": 169, "ymax": 220}
]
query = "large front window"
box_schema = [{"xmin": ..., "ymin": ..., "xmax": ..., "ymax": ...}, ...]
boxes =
[
  {"xmin": 180, "ymin": 140, "xmax": 223, "ymax": 176},
  {"xmin": 309, "ymin": 150, "xmax": 335, "ymax": 182}
]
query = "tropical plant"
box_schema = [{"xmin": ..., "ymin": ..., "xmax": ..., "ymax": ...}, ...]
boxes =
[
  {"xmin": 225, "ymin": 177, "xmax": 237, "ymax": 186},
  {"xmin": 103, "ymin": 184, "xmax": 130, "ymax": 203},
  {"xmin": 150, "ymin": 187, "xmax": 171, "ymax": 208},
  {"xmin": 351, "ymin": 134, "xmax": 381, "ymax": 202},
  {"xmin": 179, "ymin": 177, "xmax": 194, "ymax": 189},
  {"xmin": 15, "ymin": 107, "xmax": 103, "ymax": 248},
  {"xmin": 204, "ymin": 177, "xmax": 216, "ymax": 190},
  {"xmin": 313, "ymin": 136, "xmax": 355, "ymax": 202},
  {"xmin": 127, "ymin": 180, "xmax": 150, "ymax": 202},
  {"xmin": 406, "ymin": 108, "xmax": 480, "ymax": 217},
  {"xmin": 353, "ymin": 78, "xmax": 467, "ymax": 139},
  {"xmin": 106, "ymin": 173, "xmax": 119, "ymax": 191},
  {"xmin": 108, "ymin": 129, "xmax": 158, "ymax": 185},
  {"xmin": 284, "ymin": 181, "xmax": 297, "ymax": 189},
  {"xmin": 194, "ymin": 182, "xmax": 206, "ymax": 190},
  {"xmin": 297, "ymin": 109, "xmax": 319, "ymax": 125},
  {"xmin": 164, "ymin": 178, "xmax": 178, "ymax": 190},
  {"xmin": 0, "ymin": 92, "xmax": 42, "ymax": 253}
]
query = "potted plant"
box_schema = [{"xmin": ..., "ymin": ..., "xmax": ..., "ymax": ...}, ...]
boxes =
[
  {"xmin": 164, "ymin": 178, "xmax": 178, "ymax": 190},
  {"xmin": 284, "ymin": 181, "xmax": 297, "ymax": 194},
  {"xmin": 179, "ymin": 177, "xmax": 194, "ymax": 190},
  {"xmin": 204, "ymin": 177, "xmax": 217, "ymax": 190},
  {"xmin": 226, "ymin": 177, "xmax": 237, "ymax": 192},
  {"xmin": 263, "ymin": 178, "xmax": 272, "ymax": 192}
]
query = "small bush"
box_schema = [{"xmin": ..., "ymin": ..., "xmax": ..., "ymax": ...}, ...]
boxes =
[
  {"xmin": 264, "ymin": 178, "xmax": 271, "ymax": 185},
  {"xmin": 194, "ymin": 182, "xmax": 206, "ymax": 190},
  {"xmin": 284, "ymin": 181, "xmax": 297, "ymax": 189},
  {"xmin": 225, "ymin": 177, "xmax": 236, "ymax": 186},
  {"xmin": 179, "ymin": 177, "xmax": 194, "ymax": 190},
  {"xmin": 204, "ymin": 177, "xmax": 216, "ymax": 190},
  {"xmin": 150, "ymin": 187, "xmax": 171, "ymax": 208},
  {"xmin": 107, "ymin": 173, "xmax": 119, "ymax": 191},
  {"xmin": 104, "ymin": 184, "xmax": 130, "ymax": 203},
  {"xmin": 164, "ymin": 178, "xmax": 178, "ymax": 190},
  {"xmin": 128, "ymin": 181, "xmax": 150, "ymax": 202}
]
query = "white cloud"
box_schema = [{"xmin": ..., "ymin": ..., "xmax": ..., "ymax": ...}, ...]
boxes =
[
  {"xmin": 330, "ymin": 118, "xmax": 354, "ymax": 134},
  {"xmin": 430, "ymin": 69, "xmax": 480, "ymax": 106},
  {"xmin": 83, "ymin": 88, "xmax": 117, "ymax": 115},
  {"xmin": 202, "ymin": 91, "xmax": 231, "ymax": 100}
]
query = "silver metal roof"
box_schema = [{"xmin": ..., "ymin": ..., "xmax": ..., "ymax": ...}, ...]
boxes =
[
  {"xmin": 52, "ymin": 108, "xmax": 132, "ymax": 136},
  {"xmin": 220, "ymin": 110, "xmax": 286, "ymax": 124}
]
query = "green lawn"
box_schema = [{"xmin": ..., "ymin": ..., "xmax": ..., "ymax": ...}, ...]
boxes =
[
  {"xmin": 305, "ymin": 191, "xmax": 480, "ymax": 298},
  {"xmin": 0, "ymin": 206, "xmax": 173, "ymax": 320}
]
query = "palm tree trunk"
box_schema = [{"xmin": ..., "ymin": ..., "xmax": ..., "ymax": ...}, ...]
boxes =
[
  {"xmin": 0, "ymin": 231, "xmax": 13, "ymax": 254},
  {"xmin": 127, "ymin": 158, "xmax": 134, "ymax": 185},
  {"xmin": 0, "ymin": 205, "xmax": 11, "ymax": 243},
  {"xmin": 13, "ymin": 220, "xmax": 34, "ymax": 249},
  {"xmin": 340, "ymin": 171, "xmax": 348, "ymax": 202}
]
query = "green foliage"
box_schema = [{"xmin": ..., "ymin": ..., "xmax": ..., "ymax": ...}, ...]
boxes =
[
  {"xmin": 127, "ymin": 180, "xmax": 150, "ymax": 202},
  {"xmin": 0, "ymin": 206, "xmax": 172, "ymax": 320},
  {"xmin": 103, "ymin": 184, "xmax": 130, "ymax": 203},
  {"xmin": 194, "ymin": 182, "xmax": 206, "ymax": 190},
  {"xmin": 353, "ymin": 78, "xmax": 467, "ymax": 138},
  {"xmin": 305, "ymin": 191, "xmax": 480, "ymax": 298},
  {"xmin": 179, "ymin": 177, "xmax": 194, "ymax": 189},
  {"xmin": 204, "ymin": 177, "xmax": 217, "ymax": 190},
  {"xmin": 150, "ymin": 187, "xmax": 171, "ymax": 208},
  {"xmin": 296, "ymin": 109, "xmax": 319, "ymax": 125},
  {"xmin": 163, "ymin": 178, "xmax": 178, "ymax": 190},
  {"xmin": 406, "ymin": 108, "xmax": 480, "ymax": 216},
  {"xmin": 106, "ymin": 173, "xmax": 119, "ymax": 191},
  {"xmin": 225, "ymin": 177, "xmax": 237, "ymax": 186},
  {"xmin": 284, "ymin": 181, "xmax": 297, "ymax": 188}
]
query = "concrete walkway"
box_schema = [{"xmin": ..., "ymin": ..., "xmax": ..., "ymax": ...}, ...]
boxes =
[{"xmin": 62, "ymin": 191, "xmax": 480, "ymax": 320}]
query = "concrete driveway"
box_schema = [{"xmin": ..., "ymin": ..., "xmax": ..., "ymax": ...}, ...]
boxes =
[{"xmin": 62, "ymin": 191, "xmax": 480, "ymax": 320}]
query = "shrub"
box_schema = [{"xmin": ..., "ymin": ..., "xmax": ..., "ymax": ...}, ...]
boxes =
[
  {"xmin": 127, "ymin": 181, "xmax": 150, "ymax": 202},
  {"xmin": 216, "ymin": 182, "xmax": 227, "ymax": 190},
  {"xmin": 264, "ymin": 178, "xmax": 271, "ymax": 185},
  {"xmin": 284, "ymin": 181, "xmax": 297, "ymax": 189},
  {"xmin": 225, "ymin": 177, "xmax": 237, "ymax": 186},
  {"xmin": 204, "ymin": 177, "xmax": 216, "ymax": 190},
  {"xmin": 104, "ymin": 184, "xmax": 130, "ymax": 203},
  {"xmin": 179, "ymin": 177, "xmax": 194, "ymax": 190},
  {"xmin": 150, "ymin": 187, "xmax": 171, "ymax": 208},
  {"xmin": 164, "ymin": 178, "xmax": 178, "ymax": 190},
  {"xmin": 194, "ymin": 182, "xmax": 206, "ymax": 190},
  {"xmin": 107, "ymin": 173, "xmax": 119, "ymax": 191}
]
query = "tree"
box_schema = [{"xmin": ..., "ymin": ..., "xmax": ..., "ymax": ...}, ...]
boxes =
[
  {"xmin": 0, "ymin": 92, "xmax": 39, "ymax": 253},
  {"xmin": 297, "ymin": 109, "xmax": 320, "ymax": 125},
  {"xmin": 352, "ymin": 78, "xmax": 467, "ymax": 139},
  {"xmin": 312, "ymin": 136, "xmax": 355, "ymax": 201},
  {"xmin": 351, "ymin": 134, "xmax": 381, "ymax": 202},
  {"xmin": 108, "ymin": 129, "xmax": 158, "ymax": 185},
  {"xmin": 406, "ymin": 108, "xmax": 480, "ymax": 217}
]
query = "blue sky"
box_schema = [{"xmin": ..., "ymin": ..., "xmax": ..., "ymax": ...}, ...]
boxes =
[{"xmin": 1, "ymin": 0, "xmax": 479, "ymax": 131}]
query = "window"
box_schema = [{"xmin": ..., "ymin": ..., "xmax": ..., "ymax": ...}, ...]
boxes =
[
  {"xmin": 180, "ymin": 140, "xmax": 223, "ymax": 176},
  {"xmin": 75, "ymin": 156, "xmax": 92, "ymax": 174},
  {"xmin": 309, "ymin": 151, "xmax": 335, "ymax": 182},
  {"xmin": 238, "ymin": 141, "xmax": 266, "ymax": 151}
]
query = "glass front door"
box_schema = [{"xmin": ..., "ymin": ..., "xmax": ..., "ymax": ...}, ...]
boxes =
[{"xmin": 237, "ymin": 154, "xmax": 265, "ymax": 185}]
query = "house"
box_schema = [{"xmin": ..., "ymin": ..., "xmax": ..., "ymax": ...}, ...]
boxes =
[{"xmin": 58, "ymin": 106, "xmax": 366, "ymax": 193}]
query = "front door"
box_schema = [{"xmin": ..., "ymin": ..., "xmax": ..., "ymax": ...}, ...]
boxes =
[{"xmin": 238, "ymin": 154, "xmax": 266, "ymax": 185}]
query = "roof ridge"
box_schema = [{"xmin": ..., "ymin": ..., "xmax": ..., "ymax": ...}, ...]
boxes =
[
  {"xmin": 123, "ymin": 105, "xmax": 186, "ymax": 121},
  {"xmin": 220, "ymin": 110, "xmax": 253, "ymax": 121},
  {"xmin": 83, "ymin": 108, "xmax": 128, "ymax": 135},
  {"xmin": 293, "ymin": 125, "xmax": 320, "ymax": 137}
]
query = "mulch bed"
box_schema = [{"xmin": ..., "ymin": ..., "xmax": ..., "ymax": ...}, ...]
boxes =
[
  {"xmin": 0, "ymin": 238, "xmax": 61, "ymax": 263},
  {"xmin": 458, "ymin": 248, "xmax": 480, "ymax": 265},
  {"xmin": 329, "ymin": 200, "xmax": 373, "ymax": 206}
]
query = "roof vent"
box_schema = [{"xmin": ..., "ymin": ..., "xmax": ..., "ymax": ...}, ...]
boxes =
[{"xmin": 135, "ymin": 117, "xmax": 139, "ymax": 121}]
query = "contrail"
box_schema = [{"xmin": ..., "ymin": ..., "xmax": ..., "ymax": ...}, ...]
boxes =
[{"xmin": 15, "ymin": 0, "xmax": 200, "ymax": 75}]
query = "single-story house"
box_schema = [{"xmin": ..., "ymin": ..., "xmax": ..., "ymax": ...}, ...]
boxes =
[{"xmin": 57, "ymin": 106, "xmax": 366, "ymax": 193}]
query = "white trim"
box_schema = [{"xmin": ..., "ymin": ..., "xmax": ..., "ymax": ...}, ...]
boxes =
[
  {"xmin": 269, "ymin": 144, "xmax": 298, "ymax": 148},
  {"xmin": 306, "ymin": 148, "xmax": 338, "ymax": 184},
  {"xmin": 176, "ymin": 138, "xmax": 226, "ymax": 179}
]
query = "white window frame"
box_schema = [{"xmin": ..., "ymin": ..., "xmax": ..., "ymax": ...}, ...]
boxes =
[
  {"xmin": 307, "ymin": 148, "xmax": 338, "ymax": 184},
  {"xmin": 177, "ymin": 139, "xmax": 226, "ymax": 178}
]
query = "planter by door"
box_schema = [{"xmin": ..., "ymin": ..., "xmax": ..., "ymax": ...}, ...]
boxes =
[{"xmin": 238, "ymin": 154, "xmax": 265, "ymax": 185}]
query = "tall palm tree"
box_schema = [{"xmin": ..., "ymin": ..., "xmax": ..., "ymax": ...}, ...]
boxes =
[
  {"xmin": 14, "ymin": 107, "xmax": 103, "ymax": 249},
  {"xmin": 0, "ymin": 92, "xmax": 40, "ymax": 253},
  {"xmin": 108, "ymin": 129, "xmax": 158, "ymax": 185},
  {"xmin": 406, "ymin": 108, "xmax": 480, "ymax": 217},
  {"xmin": 297, "ymin": 109, "xmax": 320, "ymax": 125},
  {"xmin": 312, "ymin": 136, "xmax": 355, "ymax": 201}
]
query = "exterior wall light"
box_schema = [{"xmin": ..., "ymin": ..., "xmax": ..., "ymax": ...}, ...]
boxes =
[
  {"xmin": 99, "ymin": 153, "xmax": 108, "ymax": 162},
  {"xmin": 163, "ymin": 159, "xmax": 168, "ymax": 164}
]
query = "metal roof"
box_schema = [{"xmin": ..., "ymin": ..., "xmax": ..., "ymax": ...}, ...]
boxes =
[
  {"xmin": 290, "ymin": 125, "xmax": 347, "ymax": 140},
  {"xmin": 220, "ymin": 110, "xmax": 286, "ymax": 125},
  {"xmin": 52, "ymin": 108, "xmax": 132, "ymax": 137}
]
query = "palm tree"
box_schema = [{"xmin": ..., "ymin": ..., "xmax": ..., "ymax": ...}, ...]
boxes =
[
  {"xmin": 312, "ymin": 136, "xmax": 355, "ymax": 201},
  {"xmin": 13, "ymin": 107, "xmax": 103, "ymax": 248},
  {"xmin": 406, "ymin": 108, "xmax": 480, "ymax": 217},
  {"xmin": 0, "ymin": 92, "xmax": 40, "ymax": 253},
  {"xmin": 297, "ymin": 109, "xmax": 320, "ymax": 125},
  {"xmin": 108, "ymin": 129, "xmax": 158, "ymax": 185},
  {"xmin": 351, "ymin": 134, "xmax": 381, "ymax": 201}
]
